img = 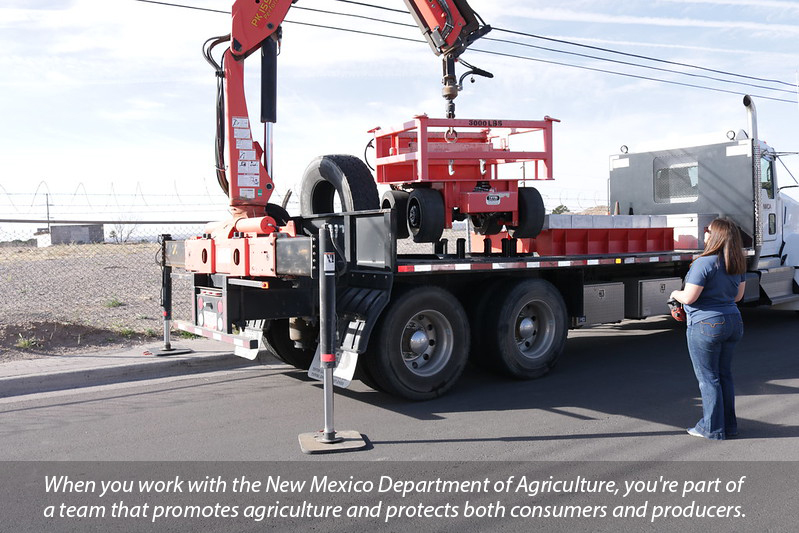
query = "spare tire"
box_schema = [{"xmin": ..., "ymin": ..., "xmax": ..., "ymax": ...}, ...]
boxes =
[{"xmin": 299, "ymin": 155, "xmax": 379, "ymax": 216}]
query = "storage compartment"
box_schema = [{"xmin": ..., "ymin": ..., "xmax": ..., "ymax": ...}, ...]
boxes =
[
  {"xmin": 582, "ymin": 282, "xmax": 625, "ymax": 326},
  {"xmin": 624, "ymin": 277, "xmax": 682, "ymax": 318}
]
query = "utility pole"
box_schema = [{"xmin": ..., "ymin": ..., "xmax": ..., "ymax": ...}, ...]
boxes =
[{"xmin": 45, "ymin": 193, "xmax": 51, "ymax": 232}]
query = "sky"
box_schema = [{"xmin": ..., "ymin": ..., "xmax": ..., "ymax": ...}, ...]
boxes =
[{"xmin": 1, "ymin": 0, "xmax": 797, "ymax": 221}]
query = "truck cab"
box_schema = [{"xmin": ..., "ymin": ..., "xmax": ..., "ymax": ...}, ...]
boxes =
[{"xmin": 609, "ymin": 96, "xmax": 799, "ymax": 310}]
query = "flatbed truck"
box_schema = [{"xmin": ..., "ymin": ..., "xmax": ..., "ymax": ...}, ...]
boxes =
[{"xmin": 164, "ymin": 96, "xmax": 799, "ymax": 400}]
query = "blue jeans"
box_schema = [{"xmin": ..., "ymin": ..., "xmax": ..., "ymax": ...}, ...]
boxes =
[{"xmin": 686, "ymin": 313, "xmax": 743, "ymax": 440}]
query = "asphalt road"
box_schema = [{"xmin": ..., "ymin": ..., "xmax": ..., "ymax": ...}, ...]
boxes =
[
  {"xmin": 2, "ymin": 308, "xmax": 797, "ymax": 532},
  {"xmin": 1, "ymin": 307, "xmax": 797, "ymax": 461}
]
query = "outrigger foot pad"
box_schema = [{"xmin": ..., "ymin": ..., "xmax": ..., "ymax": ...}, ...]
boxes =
[{"xmin": 298, "ymin": 430, "xmax": 368, "ymax": 454}]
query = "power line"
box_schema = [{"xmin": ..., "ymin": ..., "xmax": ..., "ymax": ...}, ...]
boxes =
[
  {"xmin": 133, "ymin": 0, "xmax": 227, "ymax": 14},
  {"xmin": 131, "ymin": 0, "xmax": 798, "ymax": 104},
  {"xmin": 294, "ymin": 5, "xmax": 415, "ymax": 29},
  {"xmin": 307, "ymin": 4, "xmax": 796, "ymax": 96},
  {"xmin": 485, "ymin": 36, "xmax": 797, "ymax": 96},
  {"xmin": 469, "ymin": 47, "xmax": 798, "ymax": 104},
  {"xmin": 330, "ymin": 0, "xmax": 407, "ymax": 14},
  {"xmin": 328, "ymin": 0, "xmax": 796, "ymax": 88},
  {"xmin": 280, "ymin": 19, "xmax": 799, "ymax": 104},
  {"xmin": 493, "ymin": 27, "xmax": 796, "ymax": 88}
]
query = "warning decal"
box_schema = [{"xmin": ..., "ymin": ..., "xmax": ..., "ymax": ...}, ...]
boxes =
[{"xmin": 231, "ymin": 117, "xmax": 249, "ymax": 128}]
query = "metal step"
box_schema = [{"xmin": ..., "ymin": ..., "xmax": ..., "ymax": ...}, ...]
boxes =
[
  {"xmin": 759, "ymin": 266, "xmax": 796, "ymax": 301},
  {"xmin": 767, "ymin": 294, "xmax": 799, "ymax": 306}
]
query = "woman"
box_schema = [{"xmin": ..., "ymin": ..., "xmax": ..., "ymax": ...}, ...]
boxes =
[{"xmin": 669, "ymin": 217, "xmax": 747, "ymax": 440}]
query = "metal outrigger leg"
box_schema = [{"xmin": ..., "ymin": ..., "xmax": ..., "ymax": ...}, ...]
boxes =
[
  {"xmin": 298, "ymin": 224, "xmax": 367, "ymax": 454},
  {"xmin": 144, "ymin": 234, "xmax": 192, "ymax": 357}
]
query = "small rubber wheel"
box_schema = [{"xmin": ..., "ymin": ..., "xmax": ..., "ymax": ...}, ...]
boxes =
[
  {"xmin": 381, "ymin": 190, "xmax": 410, "ymax": 239},
  {"xmin": 363, "ymin": 286, "xmax": 469, "ymax": 400},
  {"xmin": 407, "ymin": 188, "xmax": 445, "ymax": 243},
  {"xmin": 481, "ymin": 279, "xmax": 568, "ymax": 378},
  {"xmin": 299, "ymin": 155, "xmax": 379, "ymax": 216},
  {"xmin": 508, "ymin": 187, "xmax": 545, "ymax": 239},
  {"xmin": 262, "ymin": 318, "xmax": 316, "ymax": 370},
  {"xmin": 471, "ymin": 214, "xmax": 504, "ymax": 235}
]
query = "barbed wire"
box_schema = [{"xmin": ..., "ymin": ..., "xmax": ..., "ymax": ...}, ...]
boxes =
[{"xmin": 2, "ymin": 184, "xmax": 608, "ymax": 218}]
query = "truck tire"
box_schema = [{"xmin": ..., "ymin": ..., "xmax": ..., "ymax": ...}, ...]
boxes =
[
  {"xmin": 407, "ymin": 188, "xmax": 445, "ymax": 243},
  {"xmin": 355, "ymin": 360, "xmax": 385, "ymax": 393},
  {"xmin": 466, "ymin": 279, "xmax": 506, "ymax": 369},
  {"xmin": 262, "ymin": 318, "xmax": 316, "ymax": 370},
  {"xmin": 364, "ymin": 286, "xmax": 469, "ymax": 400},
  {"xmin": 381, "ymin": 190, "xmax": 410, "ymax": 239},
  {"xmin": 508, "ymin": 187, "xmax": 545, "ymax": 239},
  {"xmin": 299, "ymin": 155, "xmax": 379, "ymax": 215},
  {"xmin": 482, "ymin": 278, "xmax": 568, "ymax": 378}
]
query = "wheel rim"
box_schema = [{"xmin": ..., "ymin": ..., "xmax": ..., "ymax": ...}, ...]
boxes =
[
  {"xmin": 407, "ymin": 200, "xmax": 421, "ymax": 230},
  {"xmin": 399, "ymin": 310, "xmax": 453, "ymax": 376},
  {"xmin": 514, "ymin": 300, "xmax": 556, "ymax": 361}
]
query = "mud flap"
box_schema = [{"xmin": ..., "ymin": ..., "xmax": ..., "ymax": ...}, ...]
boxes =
[{"xmin": 307, "ymin": 346, "xmax": 358, "ymax": 388}]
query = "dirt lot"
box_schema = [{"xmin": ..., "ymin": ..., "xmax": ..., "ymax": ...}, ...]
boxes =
[
  {"xmin": 0, "ymin": 242, "xmax": 192, "ymax": 362},
  {"xmin": 0, "ymin": 229, "xmax": 468, "ymax": 362}
]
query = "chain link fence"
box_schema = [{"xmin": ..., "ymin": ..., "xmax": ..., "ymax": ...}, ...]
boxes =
[
  {"xmin": 0, "ymin": 186, "xmax": 605, "ymax": 355},
  {"xmin": 0, "ymin": 218, "xmax": 470, "ymax": 345},
  {"xmin": 0, "ymin": 221, "xmax": 201, "ymax": 342}
]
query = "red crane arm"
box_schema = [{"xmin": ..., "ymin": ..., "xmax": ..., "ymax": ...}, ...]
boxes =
[{"xmin": 212, "ymin": 0, "xmax": 490, "ymax": 224}]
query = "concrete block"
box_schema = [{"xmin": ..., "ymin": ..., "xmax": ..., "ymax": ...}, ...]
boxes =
[
  {"xmin": 591, "ymin": 215, "xmax": 614, "ymax": 228},
  {"xmin": 544, "ymin": 214, "xmax": 572, "ymax": 229},
  {"xmin": 571, "ymin": 215, "xmax": 593, "ymax": 228},
  {"xmin": 612, "ymin": 215, "xmax": 633, "ymax": 228}
]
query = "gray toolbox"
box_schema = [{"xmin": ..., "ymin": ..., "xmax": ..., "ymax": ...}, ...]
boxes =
[
  {"xmin": 582, "ymin": 282, "xmax": 625, "ymax": 326},
  {"xmin": 624, "ymin": 277, "xmax": 682, "ymax": 318}
]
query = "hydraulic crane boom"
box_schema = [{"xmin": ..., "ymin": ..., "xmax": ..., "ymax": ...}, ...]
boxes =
[{"xmin": 204, "ymin": 0, "xmax": 491, "ymax": 227}]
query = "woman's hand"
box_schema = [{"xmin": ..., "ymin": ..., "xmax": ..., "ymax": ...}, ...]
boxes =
[{"xmin": 670, "ymin": 284, "xmax": 704, "ymax": 305}]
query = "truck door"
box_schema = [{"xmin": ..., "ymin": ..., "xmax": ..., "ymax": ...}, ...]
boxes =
[{"xmin": 759, "ymin": 151, "xmax": 782, "ymax": 257}]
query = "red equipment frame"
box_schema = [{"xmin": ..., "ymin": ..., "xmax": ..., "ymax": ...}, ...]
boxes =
[{"xmin": 371, "ymin": 115, "xmax": 558, "ymax": 228}]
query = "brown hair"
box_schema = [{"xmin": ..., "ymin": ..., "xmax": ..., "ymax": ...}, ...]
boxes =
[{"xmin": 700, "ymin": 217, "xmax": 746, "ymax": 275}]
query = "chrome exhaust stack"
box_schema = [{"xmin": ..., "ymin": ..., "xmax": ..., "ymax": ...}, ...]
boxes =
[{"xmin": 743, "ymin": 95, "xmax": 762, "ymax": 268}]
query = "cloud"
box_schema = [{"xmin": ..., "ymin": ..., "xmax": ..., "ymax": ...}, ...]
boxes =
[
  {"xmin": 507, "ymin": 7, "xmax": 799, "ymax": 35},
  {"xmin": 96, "ymin": 98, "xmax": 167, "ymax": 122},
  {"xmin": 661, "ymin": 0, "xmax": 799, "ymax": 10}
]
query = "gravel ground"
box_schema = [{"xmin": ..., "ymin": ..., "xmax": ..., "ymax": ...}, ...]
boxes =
[
  {"xmin": 0, "ymin": 242, "xmax": 192, "ymax": 361},
  {"xmin": 0, "ymin": 228, "xmax": 470, "ymax": 361}
]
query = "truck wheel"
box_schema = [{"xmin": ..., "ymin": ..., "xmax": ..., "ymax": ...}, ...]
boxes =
[
  {"xmin": 364, "ymin": 286, "xmax": 469, "ymax": 400},
  {"xmin": 407, "ymin": 188, "xmax": 445, "ymax": 243},
  {"xmin": 299, "ymin": 155, "xmax": 379, "ymax": 215},
  {"xmin": 508, "ymin": 187, "xmax": 545, "ymax": 239},
  {"xmin": 483, "ymin": 279, "xmax": 568, "ymax": 378},
  {"xmin": 262, "ymin": 318, "xmax": 316, "ymax": 370},
  {"xmin": 381, "ymin": 190, "xmax": 410, "ymax": 239}
]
